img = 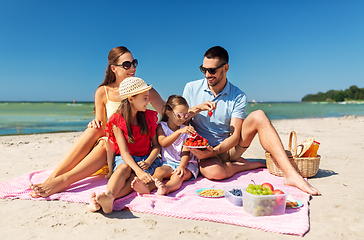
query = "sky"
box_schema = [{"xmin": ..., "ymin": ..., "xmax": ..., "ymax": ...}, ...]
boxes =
[{"xmin": 0, "ymin": 0, "xmax": 363, "ymax": 102}]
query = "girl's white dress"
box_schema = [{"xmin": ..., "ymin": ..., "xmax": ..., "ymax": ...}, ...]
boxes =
[{"xmin": 159, "ymin": 121, "xmax": 199, "ymax": 179}]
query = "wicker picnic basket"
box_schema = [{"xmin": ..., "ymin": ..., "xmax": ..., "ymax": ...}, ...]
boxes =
[{"xmin": 265, "ymin": 131, "xmax": 320, "ymax": 178}]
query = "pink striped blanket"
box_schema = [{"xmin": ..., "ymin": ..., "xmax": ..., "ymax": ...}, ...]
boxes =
[{"xmin": 0, "ymin": 168, "xmax": 310, "ymax": 236}]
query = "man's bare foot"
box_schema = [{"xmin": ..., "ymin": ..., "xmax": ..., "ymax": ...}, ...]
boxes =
[
  {"xmin": 131, "ymin": 177, "xmax": 150, "ymax": 194},
  {"xmin": 96, "ymin": 190, "xmax": 114, "ymax": 214},
  {"xmin": 283, "ymin": 171, "xmax": 320, "ymax": 195},
  {"xmin": 154, "ymin": 179, "xmax": 168, "ymax": 195},
  {"xmin": 88, "ymin": 192, "xmax": 101, "ymax": 212},
  {"xmin": 29, "ymin": 176, "xmax": 68, "ymax": 198}
]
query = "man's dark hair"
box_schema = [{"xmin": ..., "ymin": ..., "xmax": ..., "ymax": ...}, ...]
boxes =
[{"xmin": 204, "ymin": 46, "xmax": 229, "ymax": 63}]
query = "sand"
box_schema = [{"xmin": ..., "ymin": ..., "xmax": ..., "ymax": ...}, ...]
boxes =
[{"xmin": 1, "ymin": 116, "xmax": 363, "ymax": 239}]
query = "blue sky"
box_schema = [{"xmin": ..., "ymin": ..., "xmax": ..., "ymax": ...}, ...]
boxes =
[{"xmin": 0, "ymin": 0, "xmax": 363, "ymax": 102}]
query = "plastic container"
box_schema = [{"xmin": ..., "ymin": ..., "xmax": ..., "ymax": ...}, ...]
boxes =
[
  {"xmin": 223, "ymin": 186, "xmax": 244, "ymax": 206},
  {"xmin": 302, "ymin": 141, "xmax": 320, "ymax": 157},
  {"xmin": 243, "ymin": 189, "xmax": 287, "ymax": 216}
]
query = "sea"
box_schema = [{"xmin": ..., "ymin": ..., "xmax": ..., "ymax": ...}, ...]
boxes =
[{"xmin": 0, "ymin": 101, "xmax": 363, "ymax": 136}]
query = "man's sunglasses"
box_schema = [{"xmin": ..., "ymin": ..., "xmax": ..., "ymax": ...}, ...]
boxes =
[
  {"xmin": 199, "ymin": 63, "xmax": 227, "ymax": 75},
  {"xmin": 113, "ymin": 59, "xmax": 138, "ymax": 70}
]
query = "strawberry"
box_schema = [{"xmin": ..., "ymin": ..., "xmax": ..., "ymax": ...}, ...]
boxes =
[
  {"xmin": 184, "ymin": 134, "xmax": 209, "ymax": 147},
  {"xmin": 208, "ymin": 110, "xmax": 213, "ymax": 117}
]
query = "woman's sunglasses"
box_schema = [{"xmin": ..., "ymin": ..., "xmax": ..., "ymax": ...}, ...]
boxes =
[
  {"xmin": 114, "ymin": 59, "xmax": 138, "ymax": 70},
  {"xmin": 199, "ymin": 63, "xmax": 227, "ymax": 75},
  {"xmin": 172, "ymin": 111, "xmax": 190, "ymax": 120}
]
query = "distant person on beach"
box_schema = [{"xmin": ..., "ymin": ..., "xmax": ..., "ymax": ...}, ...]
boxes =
[
  {"xmin": 30, "ymin": 46, "xmax": 164, "ymax": 198},
  {"xmin": 183, "ymin": 46, "xmax": 320, "ymax": 195},
  {"xmin": 89, "ymin": 77, "xmax": 161, "ymax": 214},
  {"xmin": 131, "ymin": 95, "xmax": 199, "ymax": 195}
]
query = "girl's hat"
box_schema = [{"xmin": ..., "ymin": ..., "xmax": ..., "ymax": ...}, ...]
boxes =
[{"xmin": 117, "ymin": 77, "xmax": 152, "ymax": 100}]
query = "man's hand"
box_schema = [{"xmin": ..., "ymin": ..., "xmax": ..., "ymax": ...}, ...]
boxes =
[
  {"xmin": 189, "ymin": 145, "xmax": 215, "ymax": 160},
  {"xmin": 199, "ymin": 101, "xmax": 216, "ymax": 112}
]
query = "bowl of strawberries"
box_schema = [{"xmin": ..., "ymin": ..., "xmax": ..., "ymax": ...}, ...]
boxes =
[{"xmin": 184, "ymin": 134, "xmax": 209, "ymax": 148}]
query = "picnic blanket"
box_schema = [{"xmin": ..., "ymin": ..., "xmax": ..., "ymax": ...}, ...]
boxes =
[{"xmin": 0, "ymin": 168, "xmax": 310, "ymax": 236}]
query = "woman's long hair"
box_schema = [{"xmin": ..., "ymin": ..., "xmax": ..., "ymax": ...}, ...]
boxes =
[
  {"xmin": 99, "ymin": 46, "xmax": 130, "ymax": 88},
  {"xmin": 93, "ymin": 46, "xmax": 130, "ymax": 114},
  {"xmin": 117, "ymin": 97, "xmax": 149, "ymax": 143},
  {"xmin": 161, "ymin": 95, "xmax": 189, "ymax": 122}
]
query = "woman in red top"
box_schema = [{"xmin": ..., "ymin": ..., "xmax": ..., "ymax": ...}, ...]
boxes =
[{"xmin": 90, "ymin": 77, "xmax": 161, "ymax": 214}]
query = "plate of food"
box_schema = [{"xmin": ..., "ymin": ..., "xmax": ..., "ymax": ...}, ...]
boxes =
[
  {"xmin": 184, "ymin": 134, "xmax": 209, "ymax": 148},
  {"xmin": 286, "ymin": 195, "xmax": 303, "ymax": 208},
  {"xmin": 196, "ymin": 188, "xmax": 225, "ymax": 198},
  {"xmin": 184, "ymin": 145, "xmax": 207, "ymax": 149}
]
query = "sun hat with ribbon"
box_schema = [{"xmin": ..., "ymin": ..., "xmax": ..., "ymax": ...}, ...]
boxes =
[
  {"xmin": 296, "ymin": 137, "xmax": 314, "ymax": 157},
  {"xmin": 117, "ymin": 77, "xmax": 152, "ymax": 100}
]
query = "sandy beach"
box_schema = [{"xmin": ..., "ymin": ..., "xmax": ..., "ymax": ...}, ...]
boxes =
[{"xmin": 1, "ymin": 116, "xmax": 363, "ymax": 239}]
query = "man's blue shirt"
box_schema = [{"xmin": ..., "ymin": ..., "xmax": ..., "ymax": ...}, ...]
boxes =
[{"xmin": 182, "ymin": 78, "xmax": 247, "ymax": 146}]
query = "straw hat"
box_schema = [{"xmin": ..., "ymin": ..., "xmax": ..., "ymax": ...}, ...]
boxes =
[
  {"xmin": 296, "ymin": 137, "xmax": 314, "ymax": 157},
  {"xmin": 117, "ymin": 77, "xmax": 152, "ymax": 100}
]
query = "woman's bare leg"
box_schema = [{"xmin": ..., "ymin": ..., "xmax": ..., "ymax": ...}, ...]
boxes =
[
  {"xmin": 30, "ymin": 140, "xmax": 107, "ymax": 198},
  {"xmin": 46, "ymin": 127, "xmax": 105, "ymax": 181}
]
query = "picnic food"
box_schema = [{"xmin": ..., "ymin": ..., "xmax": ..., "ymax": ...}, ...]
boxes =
[
  {"xmin": 184, "ymin": 134, "xmax": 208, "ymax": 147},
  {"xmin": 273, "ymin": 189, "xmax": 285, "ymax": 195},
  {"xmin": 261, "ymin": 182, "xmax": 274, "ymax": 191},
  {"xmin": 286, "ymin": 201, "xmax": 298, "ymax": 208},
  {"xmin": 286, "ymin": 195, "xmax": 298, "ymax": 208},
  {"xmin": 198, "ymin": 188, "xmax": 224, "ymax": 197},
  {"xmin": 229, "ymin": 188, "xmax": 243, "ymax": 196},
  {"xmin": 244, "ymin": 182, "xmax": 287, "ymax": 216},
  {"xmin": 246, "ymin": 182, "xmax": 274, "ymax": 195},
  {"xmin": 208, "ymin": 110, "xmax": 213, "ymax": 117}
]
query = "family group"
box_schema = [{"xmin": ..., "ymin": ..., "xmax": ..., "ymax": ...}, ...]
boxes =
[{"xmin": 29, "ymin": 46, "xmax": 319, "ymax": 214}]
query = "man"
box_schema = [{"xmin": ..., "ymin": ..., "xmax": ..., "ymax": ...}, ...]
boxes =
[{"xmin": 183, "ymin": 46, "xmax": 319, "ymax": 195}]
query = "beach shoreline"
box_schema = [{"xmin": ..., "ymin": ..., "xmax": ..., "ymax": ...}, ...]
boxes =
[{"xmin": 1, "ymin": 117, "xmax": 363, "ymax": 239}]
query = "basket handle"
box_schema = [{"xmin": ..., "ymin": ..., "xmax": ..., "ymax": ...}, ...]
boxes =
[{"xmin": 288, "ymin": 131, "xmax": 297, "ymax": 157}]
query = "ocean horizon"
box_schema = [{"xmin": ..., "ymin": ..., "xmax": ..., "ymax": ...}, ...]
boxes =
[{"xmin": 1, "ymin": 101, "xmax": 363, "ymax": 136}]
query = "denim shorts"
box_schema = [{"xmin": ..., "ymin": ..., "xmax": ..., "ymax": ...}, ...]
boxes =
[
  {"xmin": 162, "ymin": 161, "xmax": 199, "ymax": 180},
  {"xmin": 113, "ymin": 154, "xmax": 162, "ymax": 175}
]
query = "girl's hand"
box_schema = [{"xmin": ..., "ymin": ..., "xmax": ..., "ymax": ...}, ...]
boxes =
[
  {"xmin": 172, "ymin": 166, "xmax": 186, "ymax": 178},
  {"xmin": 137, "ymin": 161, "xmax": 151, "ymax": 170},
  {"xmin": 136, "ymin": 171, "xmax": 154, "ymax": 185},
  {"xmin": 178, "ymin": 126, "xmax": 196, "ymax": 136},
  {"xmin": 88, "ymin": 119, "xmax": 103, "ymax": 129}
]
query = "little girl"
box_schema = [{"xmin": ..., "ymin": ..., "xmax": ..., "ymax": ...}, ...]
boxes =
[
  {"xmin": 131, "ymin": 95, "xmax": 199, "ymax": 195},
  {"xmin": 89, "ymin": 77, "xmax": 161, "ymax": 214}
]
